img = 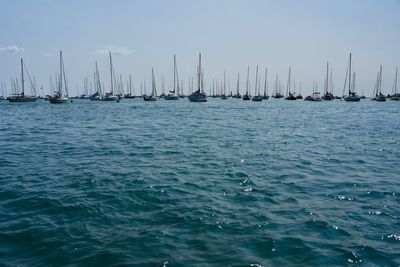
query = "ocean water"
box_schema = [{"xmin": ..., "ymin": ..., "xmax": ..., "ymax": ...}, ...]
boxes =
[{"xmin": 0, "ymin": 98, "xmax": 399, "ymax": 266}]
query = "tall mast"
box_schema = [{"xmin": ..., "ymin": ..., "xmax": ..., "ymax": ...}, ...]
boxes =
[
  {"xmin": 325, "ymin": 61, "xmax": 329, "ymax": 94},
  {"xmin": 287, "ymin": 67, "xmax": 291, "ymax": 96},
  {"xmin": 330, "ymin": 68, "xmax": 333, "ymax": 94},
  {"xmin": 255, "ymin": 66, "xmax": 258, "ymax": 96},
  {"xmin": 197, "ymin": 53, "xmax": 201, "ymax": 92},
  {"xmin": 151, "ymin": 68, "xmax": 157, "ymax": 96},
  {"xmin": 129, "ymin": 74, "xmax": 132, "ymax": 94},
  {"xmin": 175, "ymin": 55, "xmax": 179, "ymax": 95},
  {"xmin": 237, "ymin": 72, "xmax": 240, "ymax": 95},
  {"xmin": 224, "ymin": 71, "xmax": 226, "ymax": 95},
  {"xmin": 348, "ymin": 53, "xmax": 352, "ymax": 94},
  {"xmin": 379, "ymin": 65, "xmax": 383, "ymax": 95},
  {"xmin": 20, "ymin": 58, "xmax": 24, "ymax": 95},
  {"xmin": 109, "ymin": 51, "xmax": 113, "ymax": 95},
  {"xmin": 59, "ymin": 51, "xmax": 63, "ymax": 93},
  {"xmin": 264, "ymin": 68, "xmax": 267, "ymax": 96},
  {"xmin": 246, "ymin": 66, "xmax": 249, "ymax": 95},
  {"xmin": 395, "ymin": 67, "xmax": 398, "ymax": 94},
  {"xmin": 173, "ymin": 54, "xmax": 176, "ymax": 92}
]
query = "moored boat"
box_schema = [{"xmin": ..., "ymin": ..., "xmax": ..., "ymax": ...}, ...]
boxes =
[
  {"xmin": 49, "ymin": 51, "xmax": 68, "ymax": 104},
  {"xmin": 188, "ymin": 53, "xmax": 207, "ymax": 102},
  {"xmin": 7, "ymin": 58, "xmax": 37, "ymax": 103},
  {"xmin": 343, "ymin": 53, "xmax": 361, "ymax": 102}
]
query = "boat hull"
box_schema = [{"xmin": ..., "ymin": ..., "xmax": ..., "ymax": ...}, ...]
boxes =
[
  {"xmin": 344, "ymin": 96, "xmax": 361, "ymax": 102},
  {"xmin": 242, "ymin": 95, "xmax": 251, "ymax": 100},
  {"xmin": 143, "ymin": 96, "xmax": 156, "ymax": 101},
  {"xmin": 49, "ymin": 97, "xmax": 68, "ymax": 104},
  {"xmin": 188, "ymin": 91, "xmax": 207, "ymax": 102},
  {"xmin": 7, "ymin": 96, "xmax": 37, "ymax": 102},
  {"xmin": 252, "ymin": 96, "xmax": 263, "ymax": 101},
  {"xmin": 100, "ymin": 96, "xmax": 118, "ymax": 101},
  {"xmin": 164, "ymin": 95, "xmax": 179, "ymax": 100},
  {"xmin": 285, "ymin": 95, "xmax": 297, "ymax": 100},
  {"xmin": 322, "ymin": 94, "xmax": 334, "ymax": 100}
]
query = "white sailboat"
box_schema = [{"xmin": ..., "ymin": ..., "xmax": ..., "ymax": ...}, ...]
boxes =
[
  {"xmin": 391, "ymin": 67, "xmax": 399, "ymax": 100},
  {"xmin": 165, "ymin": 54, "xmax": 180, "ymax": 100},
  {"xmin": 100, "ymin": 51, "xmax": 119, "ymax": 101},
  {"xmin": 49, "ymin": 51, "xmax": 68, "ymax": 104}
]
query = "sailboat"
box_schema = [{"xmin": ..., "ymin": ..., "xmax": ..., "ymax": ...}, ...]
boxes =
[
  {"xmin": 49, "ymin": 51, "xmax": 69, "ymax": 104},
  {"xmin": 262, "ymin": 68, "xmax": 269, "ymax": 99},
  {"xmin": 252, "ymin": 66, "xmax": 263, "ymax": 101},
  {"xmin": 343, "ymin": 53, "xmax": 361, "ymax": 102},
  {"xmin": 322, "ymin": 61, "xmax": 334, "ymax": 100},
  {"xmin": 242, "ymin": 66, "xmax": 251, "ymax": 100},
  {"xmin": 90, "ymin": 62, "xmax": 102, "ymax": 101},
  {"xmin": 221, "ymin": 71, "xmax": 228, "ymax": 100},
  {"xmin": 296, "ymin": 82, "xmax": 303, "ymax": 99},
  {"xmin": 391, "ymin": 67, "xmax": 399, "ymax": 100},
  {"xmin": 188, "ymin": 53, "xmax": 207, "ymax": 102},
  {"xmin": 285, "ymin": 67, "xmax": 296, "ymax": 100},
  {"xmin": 124, "ymin": 75, "xmax": 135, "ymax": 98},
  {"xmin": 305, "ymin": 83, "xmax": 322, "ymax": 101},
  {"xmin": 165, "ymin": 54, "xmax": 180, "ymax": 100},
  {"xmin": 7, "ymin": 58, "xmax": 37, "ymax": 102},
  {"xmin": 143, "ymin": 68, "xmax": 157, "ymax": 101},
  {"xmin": 372, "ymin": 65, "xmax": 386, "ymax": 102},
  {"xmin": 233, "ymin": 72, "xmax": 241, "ymax": 98},
  {"xmin": 100, "ymin": 51, "xmax": 119, "ymax": 101},
  {"xmin": 272, "ymin": 73, "xmax": 284, "ymax": 98}
]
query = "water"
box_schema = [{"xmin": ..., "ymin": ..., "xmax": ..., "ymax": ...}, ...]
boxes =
[{"xmin": 0, "ymin": 98, "xmax": 399, "ymax": 266}]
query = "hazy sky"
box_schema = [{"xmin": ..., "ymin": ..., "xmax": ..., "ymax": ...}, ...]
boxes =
[{"xmin": 1, "ymin": 0, "xmax": 399, "ymax": 96}]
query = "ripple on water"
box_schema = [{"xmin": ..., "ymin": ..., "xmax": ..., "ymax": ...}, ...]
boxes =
[{"xmin": 0, "ymin": 99, "xmax": 399, "ymax": 266}]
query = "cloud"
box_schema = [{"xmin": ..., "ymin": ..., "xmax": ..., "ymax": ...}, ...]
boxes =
[
  {"xmin": 93, "ymin": 45, "xmax": 134, "ymax": 55},
  {"xmin": 0, "ymin": 45, "xmax": 24, "ymax": 53}
]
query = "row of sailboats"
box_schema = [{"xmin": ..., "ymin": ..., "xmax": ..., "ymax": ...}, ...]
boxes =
[{"xmin": 5, "ymin": 52, "xmax": 399, "ymax": 103}]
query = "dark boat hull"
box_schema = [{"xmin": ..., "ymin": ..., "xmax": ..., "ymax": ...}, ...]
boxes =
[
  {"xmin": 143, "ymin": 96, "xmax": 156, "ymax": 101},
  {"xmin": 252, "ymin": 96, "xmax": 263, "ymax": 101},
  {"xmin": 49, "ymin": 97, "xmax": 68, "ymax": 104},
  {"xmin": 188, "ymin": 91, "xmax": 207, "ymax": 102},
  {"xmin": 7, "ymin": 96, "xmax": 37, "ymax": 102},
  {"xmin": 164, "ymin": 95, "xmax": 179, "ymax": 100},
  {"xmin": 344, "ymin": 97, "xmax": 361, "ymax": 102},
  {"xmin": 242, "ymin": 95, "xmax": 251, "ymax": 100}
]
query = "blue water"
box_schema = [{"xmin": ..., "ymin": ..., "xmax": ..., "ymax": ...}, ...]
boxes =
[{"xmin": 0, "ymin": 98, "xmax": 399, "ymax": 266}]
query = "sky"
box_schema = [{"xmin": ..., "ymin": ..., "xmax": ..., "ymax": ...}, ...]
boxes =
[{"xmin": 0, "ymin": 0, "xmax": 400, "ymax": 96}]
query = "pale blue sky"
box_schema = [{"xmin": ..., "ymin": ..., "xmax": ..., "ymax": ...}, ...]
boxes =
[{"xmin": 1, "ymin": 0, "xmax": 399, "ymax": 96}]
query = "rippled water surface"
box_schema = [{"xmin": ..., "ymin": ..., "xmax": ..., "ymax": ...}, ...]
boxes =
[{"xmin": 0, "ymin": 98, "xmax": 399, "ymax": 266}]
